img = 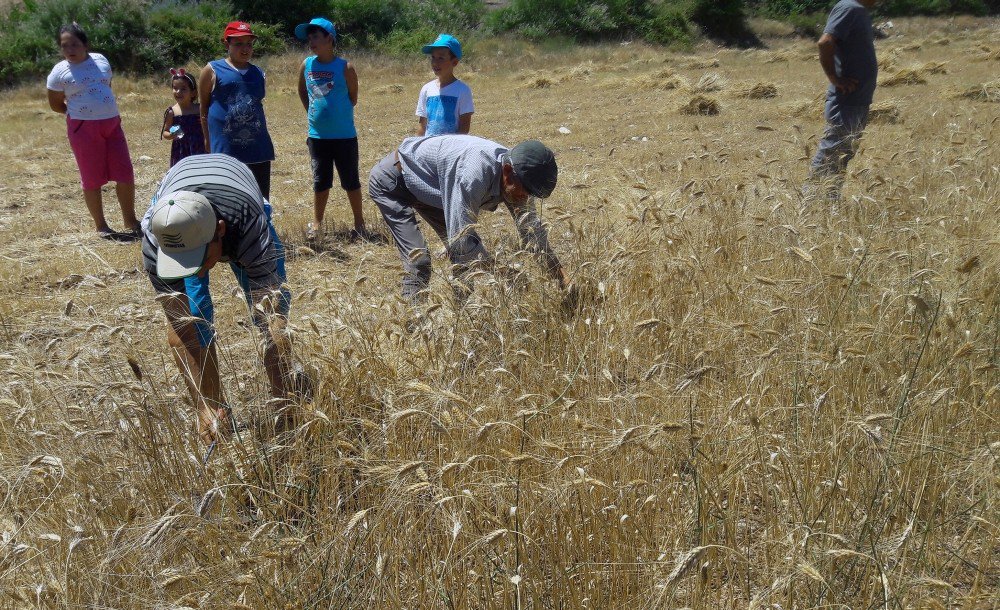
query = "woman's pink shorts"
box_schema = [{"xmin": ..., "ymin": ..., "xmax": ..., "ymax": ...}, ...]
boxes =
[{"xmin": 66, "ymin": 115, "xmax": 135, "ymax": 190}]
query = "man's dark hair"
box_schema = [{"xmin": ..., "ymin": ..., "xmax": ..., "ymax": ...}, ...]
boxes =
[
  {"xmin": 306, "ymin": 24, "xmax": 332, "ymax": 39},
  {"xmin": 58, "ymin": 22, "xmax": 88, "ymax": 46}
]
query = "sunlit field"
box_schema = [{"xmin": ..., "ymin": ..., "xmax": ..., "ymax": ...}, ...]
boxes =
[{"xmin": 0, "ymin": 16, "xmax": 997, "ymax": 608}]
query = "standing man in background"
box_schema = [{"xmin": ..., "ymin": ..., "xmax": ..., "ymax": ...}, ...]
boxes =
[{"xmin": 808, "ymin": 0, "xmax": 879, "ymax": 203}]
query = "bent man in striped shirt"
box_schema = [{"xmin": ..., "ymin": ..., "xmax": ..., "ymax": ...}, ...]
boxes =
[{"xmin": 141, "ymin": 154, "xmax": 292, "ymax": 445}]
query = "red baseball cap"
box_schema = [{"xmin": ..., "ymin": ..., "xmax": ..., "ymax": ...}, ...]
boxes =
[{"xmin": 222, "ymin": 21, "xmax": 255, "ymax": 41}]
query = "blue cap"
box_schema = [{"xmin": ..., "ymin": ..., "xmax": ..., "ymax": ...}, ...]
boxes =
[
  {"xmin": 421, "ymin": 34, "xmax": 462, "ymax": 59},
  {"xmin": 295, "ymin": 17, "xmax": 336, "ymax": 41}
]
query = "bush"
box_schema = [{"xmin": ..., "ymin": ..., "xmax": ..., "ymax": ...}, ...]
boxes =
[
  {"xmin": 328, "ymin": 0, "xmax": 483, "ymax": 48},
  {"xmin": 486, "ymin": 0, "xmax": 694, "ymax": 45},
  {"xmin": 0, "ymin": 0, "xmax": 285, "ymax": 86},
  {"xmin": 745, "ymin": 0, "xmax": 831, "ymax": 16},
  {"xmin": 410, "ymin": 0, "xmax": 484, "ymax": 31},
  {"xmin": 327, "ymin": 0, "xmax": 413, "ymax": 45},
  {"xmin": 237, "ymin": 0, "xmax": 328, "ymax": 31},
  {"xmin": 690, "ymin": 0, "xmax": 758, "ymax": 44},
  {"xmin": 878, "ymin": 0, "xmax": 992, "ymax": 14},
  {"xmin": 785, "ymin": 10, "xmax": 827, "ymax": 37},
  {"xmin": 746, "ymin": 0, "xmax": 996, "ymax": 15},
  {"xmin": 643, "ymin": 3, "xmax": 693, "ymax": 46},
  {"xmin": 374, "ymin": 25, "xmax": 439, "ymax": 56},
  {"xmin": 0, "ymin": 0, "xmax": 165, "ymax": 84},
  {"xmin": 150, "ymin": 2, "xmax": 283, "ymax": 66},
  {"xmin": 148, "ymin": 0, "xmax": 234, "ymax": 68}
]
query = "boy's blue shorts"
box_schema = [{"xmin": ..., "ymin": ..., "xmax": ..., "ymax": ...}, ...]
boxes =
[{"xmin": 149, "ymin": 202, "xmax": 289, "ymax": 348}]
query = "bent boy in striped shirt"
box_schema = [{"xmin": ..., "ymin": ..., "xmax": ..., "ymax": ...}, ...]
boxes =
[{"xmin": 141, "ymin": 153, "xmax": 293, "ymax": 445}]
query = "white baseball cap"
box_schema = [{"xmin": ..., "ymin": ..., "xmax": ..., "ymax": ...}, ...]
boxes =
[{"xmin": 149, "ymin": 191, "xmax": 217, "ymax": 279}]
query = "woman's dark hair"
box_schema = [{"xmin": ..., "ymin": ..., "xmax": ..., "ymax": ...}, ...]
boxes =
[{"xmin": 58, "ymin": 22, "xmax": 88, "ymax": 46}]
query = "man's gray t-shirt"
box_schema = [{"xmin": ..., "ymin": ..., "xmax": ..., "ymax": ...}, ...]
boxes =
[{"xmin": 825, "ymin": 0, "xmax": 877, "ymax": 107}]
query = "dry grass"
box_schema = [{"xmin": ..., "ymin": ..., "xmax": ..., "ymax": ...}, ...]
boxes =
[{"xmin": 0, "ymin": 17, "xmax": 998, "ymax": 608}]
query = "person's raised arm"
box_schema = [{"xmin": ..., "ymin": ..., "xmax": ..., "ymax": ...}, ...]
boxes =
[
  {"xmin": 198, "ymin": 64, "xmax": 215, "ymax": 151},
  {"xmin": 346, "ymin": 61, "xmax": 358, "ymax": 107},
  {"xmin": 47, "ymin": 89, "xmax": 66, "ymax": 114}
]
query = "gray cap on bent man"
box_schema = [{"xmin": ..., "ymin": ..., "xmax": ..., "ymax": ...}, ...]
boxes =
[
  {"xmin": 149, "ymin": 191, "xmax": 217, "ymax": 280},
  {"xmin": 510, "ymin": 140, "xmax": 558, "ymax": 198}
]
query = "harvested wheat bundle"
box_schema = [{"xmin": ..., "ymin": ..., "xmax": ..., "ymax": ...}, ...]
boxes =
[
  {"xmin": 784, "ymin": 94, "xmax": 826, "ymax": 119},
  {"xmin": 734, "ymin": 82, "xmax": 778, "ymax": 99},
  {"xmin": 680, "ymin": 95, "xmax": 721, "ymax": 115},
  {"xmin": 763, "ymin": 51, "xmax": 791, "ymax": 64},
  {"xmin": 634, "ymin": 70, "xmax": 689, "ymax": 91},
  {"xmin": 682, "ymin": 57, "xmax": 720, "ymax": 69},
  {"xmin": 878, "ymin": 48, "xmax": 900, "ymax": 72},
  {"xmin": 695, "ymin": 73, "xmax": 725, "ymax": 92},
  {"xmin": 880, "ymin": 67, "xmax": 927, "ymax": 87},
  {"xmin": 948, "ymin": 80, "xmax": 1000, "ymax": 103},
  {"xmin": 526, "ymin": 77, "xmax": 552, "ymax": 89},
  {"xmin": 921, "ymin": 61, "xmax": 948, "ymax": 74},
  {"xmin": 868, "ymin": 100, "xmax": 901, "ymax": 124}
]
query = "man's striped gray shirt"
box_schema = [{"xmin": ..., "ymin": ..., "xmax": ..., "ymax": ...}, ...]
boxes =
[{"xmin": 141, "ymin": 154, "xmax": 280, "ymax": 288}]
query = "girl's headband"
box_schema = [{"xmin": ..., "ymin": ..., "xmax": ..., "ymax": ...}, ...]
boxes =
[{"xmin": 169, "ymin": 68, "xmax": 196, "ymax": 88}]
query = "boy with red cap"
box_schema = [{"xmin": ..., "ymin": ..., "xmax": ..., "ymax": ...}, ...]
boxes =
[{"xmin": 198, "ymin": 21, "xmax": 276, "ymax": 198}]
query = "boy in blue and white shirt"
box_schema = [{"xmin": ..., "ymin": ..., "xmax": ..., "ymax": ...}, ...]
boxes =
[
  {"xmin": 416, "ymin": 34, "xmax": 474, "ymax": 137},
  {"xmin": 295, "ymin": 17, "xmax": 370, "ymax": 241}
]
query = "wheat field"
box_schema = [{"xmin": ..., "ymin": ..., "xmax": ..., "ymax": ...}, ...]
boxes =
[{"xmin": 0, "ymin": 17, "xmax": 997, "ymax": 609}]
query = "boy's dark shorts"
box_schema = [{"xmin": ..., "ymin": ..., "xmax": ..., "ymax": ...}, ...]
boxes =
[{"xmin": 307, "ymin": 137, "xmax": 361, "ymax": 193}]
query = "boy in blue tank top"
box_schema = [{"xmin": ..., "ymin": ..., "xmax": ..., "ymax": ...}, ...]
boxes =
[{"xmin": 295, "ymin": 18, "xmax": 369, "ymax": 242}]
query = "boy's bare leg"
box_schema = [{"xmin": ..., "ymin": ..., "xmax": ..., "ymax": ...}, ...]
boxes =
[
  {"xmin": 347, "ymin": 188, "xmax": 365, "ymax": 231},
  {"xmin": 313, "ymin": 189, "xmax": 330, "ymax": 228},
  {"xmin": 83, "ymin": 189, "xmax": 110, "ymax": 232},
  {"xmin": 160, "ymin": 295, "xmax": 226, "ymax": 445},
  {"xmin": 115, "ymin": 182, "xmax": 140, "ymax": 231},
  {"xmin": 262, "ymin": 315, "xmax": 292, "ymax": 399},
  {"xmin": 253, "ymin": 305, "xmax": 296, "ymax": 432}
]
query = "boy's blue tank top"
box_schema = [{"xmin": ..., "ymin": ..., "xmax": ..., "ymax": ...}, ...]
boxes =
[
  {"xmin": 206, "ymin": 59, "xmax": 275, "ymax": 163},
  {"xmin": 304, "ymin": 56, "xmax": 357, "ymax": 139}
]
